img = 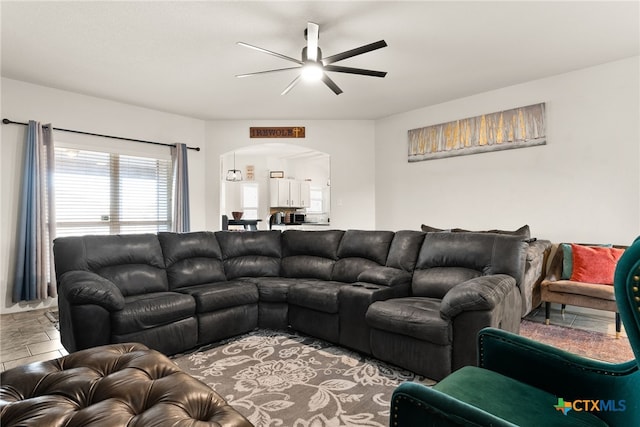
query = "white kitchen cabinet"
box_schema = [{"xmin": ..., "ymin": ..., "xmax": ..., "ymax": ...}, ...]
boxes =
[
  {"xmin": 298, "ymin": 181, "xmax": 310, "ymax": 208},
  {"xmin": 270, "ymin": 179, "xmax": 291, "ymax": 207},
  {"xmin": 289, "ymin": 180, "xmax": 301, "ymax": 207},
  {"xmin": 270, "ymin": 179, "xmax": 312, "ymax": 208}
]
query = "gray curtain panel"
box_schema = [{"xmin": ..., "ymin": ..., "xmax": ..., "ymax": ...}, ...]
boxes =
[
  {"xmin": 171, "ymin": 142, "xmax": 190, "ymax": 232},
  {"xmin": 13, "ymin": 120, "xmax": 57, "ymax": 302}
]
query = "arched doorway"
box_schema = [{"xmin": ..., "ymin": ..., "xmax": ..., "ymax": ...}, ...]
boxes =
[{"xmin": 220, "ymin": 143, "xmax": 330, "ymax": 230}]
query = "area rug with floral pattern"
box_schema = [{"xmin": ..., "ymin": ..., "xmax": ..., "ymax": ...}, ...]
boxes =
[{"xmin": 172, "ymin": 330, "xmax": 434, "ymax": 427}]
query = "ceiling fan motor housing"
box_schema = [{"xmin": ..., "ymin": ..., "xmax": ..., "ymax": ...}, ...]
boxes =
[
  {"xmin": 303, "ymin": 27, "xmax": 315, "ymax": 40},
  {"xmin": 302, "ymin": 46, "xmax": 323, "ymax": 62}
]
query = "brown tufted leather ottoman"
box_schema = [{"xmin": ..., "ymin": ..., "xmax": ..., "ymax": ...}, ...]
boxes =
[{"xmin": 0, "ymin": 343, "xmax": 253, "ymax": 427}]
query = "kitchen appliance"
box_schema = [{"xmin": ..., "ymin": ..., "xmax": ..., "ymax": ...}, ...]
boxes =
[
  {"xmin": 274, "ymin": 212, "xmax": 284, "ymax": 224},
  {"xmin": 290, "ymin": 213, "xmax": 306, "ymax": 223}
]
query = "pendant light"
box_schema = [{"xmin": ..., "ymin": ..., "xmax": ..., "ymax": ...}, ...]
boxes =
[{"xmin": 226, "ymin": 152, "xmax": 243, "ymax": 182}]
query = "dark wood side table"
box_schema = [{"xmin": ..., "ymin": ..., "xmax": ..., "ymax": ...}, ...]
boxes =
[{"xmin": 222, "ymin": 215, "xmax": 262, "ymax": 231}]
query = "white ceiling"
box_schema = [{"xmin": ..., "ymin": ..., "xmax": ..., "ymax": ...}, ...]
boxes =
[{"xmin": 2, "ymin": 1, "xmax": 638, "ymax": 121}]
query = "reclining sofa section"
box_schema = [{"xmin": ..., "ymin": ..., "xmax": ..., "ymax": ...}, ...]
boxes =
[{"xmin": 53, "ymin": 229, "xmax": 527, "ymax": 380}]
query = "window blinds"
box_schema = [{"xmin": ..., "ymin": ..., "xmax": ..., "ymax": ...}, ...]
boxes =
[{"xmin": 55, "ymin": 147, "xmax": 173, "ymax": 237}]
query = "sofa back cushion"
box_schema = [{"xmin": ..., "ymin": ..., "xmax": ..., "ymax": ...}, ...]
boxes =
[
  {"xmin": 386, "ymin": 230, "xmax": 426, "ymax": 271},
  {"xmin": 332, "ymin": 230, "xmax": 395, "ymax": 283},
  {"xmin": 215, "ymin": 231, "xmax": 282, "ymax": 279},
  {"xmin": 53, "ymin": 234, "xmax": 168, "ymax": 297},
  {"xmin": 420, "ymin": 224, "xmax": 531, "ymax": 239},
  {"xmin": 158, "ymin": 232, "xmax": 226, "ymax": 290},
  {"xmin": 412, "ymin": 232, "xmax": 527, "ymax": 299},
  {"xmin": 281, "ymin": 230, "xmax": 344, "ymax": 280}
]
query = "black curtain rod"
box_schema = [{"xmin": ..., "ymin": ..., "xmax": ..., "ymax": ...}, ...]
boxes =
[{"xmin": 2, "ymin": 118, "xmax": 200, "ymax": 151}]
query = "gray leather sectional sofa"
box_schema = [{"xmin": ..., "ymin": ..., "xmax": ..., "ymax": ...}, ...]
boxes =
[{"xmin": 53, "ymin": 229, "xmax": 528, "ymax": 380}]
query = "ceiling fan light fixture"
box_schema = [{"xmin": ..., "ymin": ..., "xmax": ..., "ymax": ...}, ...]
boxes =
[{"xmin": 301, "ymin": 62, "xmax": 323, "ymax": 82}]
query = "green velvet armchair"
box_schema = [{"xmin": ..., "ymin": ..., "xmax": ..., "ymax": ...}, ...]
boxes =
[{"xmin": 390, "ymin": 236, "xmax": 640, "ymax": 426}]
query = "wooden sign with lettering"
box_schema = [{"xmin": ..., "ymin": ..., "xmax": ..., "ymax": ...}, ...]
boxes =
[{"xmin": 250, "ymin": 127, "xmax": 305, "ymax": 138}]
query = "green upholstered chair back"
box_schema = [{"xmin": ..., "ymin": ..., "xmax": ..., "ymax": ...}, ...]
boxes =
[{"xmin": 614, "ymin": 236, "xmax": 640, "ymax": 366}]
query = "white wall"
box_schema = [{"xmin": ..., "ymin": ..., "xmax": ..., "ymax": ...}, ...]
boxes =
[
  {"xmin": 0, "ymin": 78, "xmax": 207, "ymax": 314},
  {"xmin": 375, "ymin": 57, "xmax": 640, "ymax": 244},
  {"xmin": 205, "ymin": 120, "xmax": 376, "ymax": 231}
]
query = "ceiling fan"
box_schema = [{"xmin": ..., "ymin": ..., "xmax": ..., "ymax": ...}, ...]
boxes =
[{"xmin": 236, "ymin": 22, "xmax": 387, "ymax": 95}]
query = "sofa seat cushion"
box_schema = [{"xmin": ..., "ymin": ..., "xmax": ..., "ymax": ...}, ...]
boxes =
[
  {"xmin": 252, "ymin": 277, "xmax": 297, "ymax": 302},
  {"xmin": 288, "ymin": 280, "xmax": 347, "ymax": 313},
  {"xmin": 366, "ymin": 297, "xmax": 451, "ymax": 345},
  {"xmin": 112, "ymin": 292, "xmax": 196, "ymax": 335},
  {"xmin": 545, "ymin": 280, "xmax": 616, "ymax": 301},
  {"xmin": 178, "ymin": 281, "xmax": 258, "ymax": 312},
  {"xmin": 433, "ymin": 366, "xmax": 607, "ymax": 426}
]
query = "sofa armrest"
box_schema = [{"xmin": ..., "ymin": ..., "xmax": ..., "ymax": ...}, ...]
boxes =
[
  {"xmin": 356, "ymin": 266, "xmax": 411, "ymax": 287},
  {"xmin": 478, "ymin": 328, "xmax": 638, "ymax": 396},
  {"xmin": 440, "ymin": 274, "xmax": 516, "ymax": 319},
  {"xmin": 542, "ymin": 244, "xmax": 565, "ymax": 282},
  {"xmin": 59, "ymin": 271, "xmax": 125, "ymax": 311},
  {"xmin": 390, "ymin": 382, "xmax": 516, "ymax": 427},
  {"xmin": 525, "ymin": 239, "xmax": 551, "ymax": 262}
]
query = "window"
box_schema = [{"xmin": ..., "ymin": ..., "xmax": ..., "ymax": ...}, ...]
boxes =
[
  {"xmin": 54, "ymin": 146, "xmax": 173, "ymax": 237},
  {"xmin": 308, "ymin": 187, "xmax": 324, "ymax": 213},
  {"xmin": 241, "ymin": 183, "xmax": 259, "ymax": 219}
]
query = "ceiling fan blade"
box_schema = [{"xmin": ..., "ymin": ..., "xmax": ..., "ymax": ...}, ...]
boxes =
[
  {"xmin": 322, "ymin": 74, "xmax": 343, "ymax": 95},
  {"xmin": 236, "ymin": 67, "xmax": 301, "ymax": 78},
  {"xmin": 237, "ymin": 42, "xmax": 303, "ymax": 65},
  {"xmin": 281, "ymin": 75, "xmax": 302, "ymax": 95},
  {"xmin": 307, "ymin": 22, "xmax": 319, "ymax": 61},
  {"xmin": 322, "ymin": 40, "xmax": 387, "ymax": 65},
  {"xmin": 324, "ymin": 65, "xmax": 387, "ymax": 78}
]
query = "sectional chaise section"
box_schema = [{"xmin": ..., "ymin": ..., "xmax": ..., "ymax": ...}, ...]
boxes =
[{"xmin": 53, "ymin": 229, "xmax": 528, "ymax": 380}]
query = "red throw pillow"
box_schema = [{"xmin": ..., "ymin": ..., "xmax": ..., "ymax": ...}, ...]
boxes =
[{"xmin": 570, "ymin": 243, "xmax": 625, "ymax": 285}]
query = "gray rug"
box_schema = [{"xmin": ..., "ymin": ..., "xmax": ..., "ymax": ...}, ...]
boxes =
[{"xmin": 172, "ymin": 330, "xmax": 434, "ymax": 427}]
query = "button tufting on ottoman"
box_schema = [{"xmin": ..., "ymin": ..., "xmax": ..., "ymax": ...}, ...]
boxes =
[{"xmin": 0, "ymin": 342, "xmax": 253, "ymax": 427}]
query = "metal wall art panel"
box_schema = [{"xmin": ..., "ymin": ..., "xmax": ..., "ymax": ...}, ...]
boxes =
[{"xmin": 408, "ymin": 103, "xmax": 546, "ymax": 162}]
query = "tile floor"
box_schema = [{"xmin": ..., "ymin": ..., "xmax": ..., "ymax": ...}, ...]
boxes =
[
  {"xmin": 526, "ymin": 303, "xmax": 627, "ymax": 338},
  {"xmin": 0, "ymin": 304, "xmax": 626, "ymax": 372},
  {"xmin": 0, "ymin": 308, "xmax": 67, "ymax": 372}
]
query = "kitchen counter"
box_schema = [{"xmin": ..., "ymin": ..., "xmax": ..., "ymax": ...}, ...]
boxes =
[{"xmin": 272, "ymin": 222, "xmax": 330, "ymax": 231}]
